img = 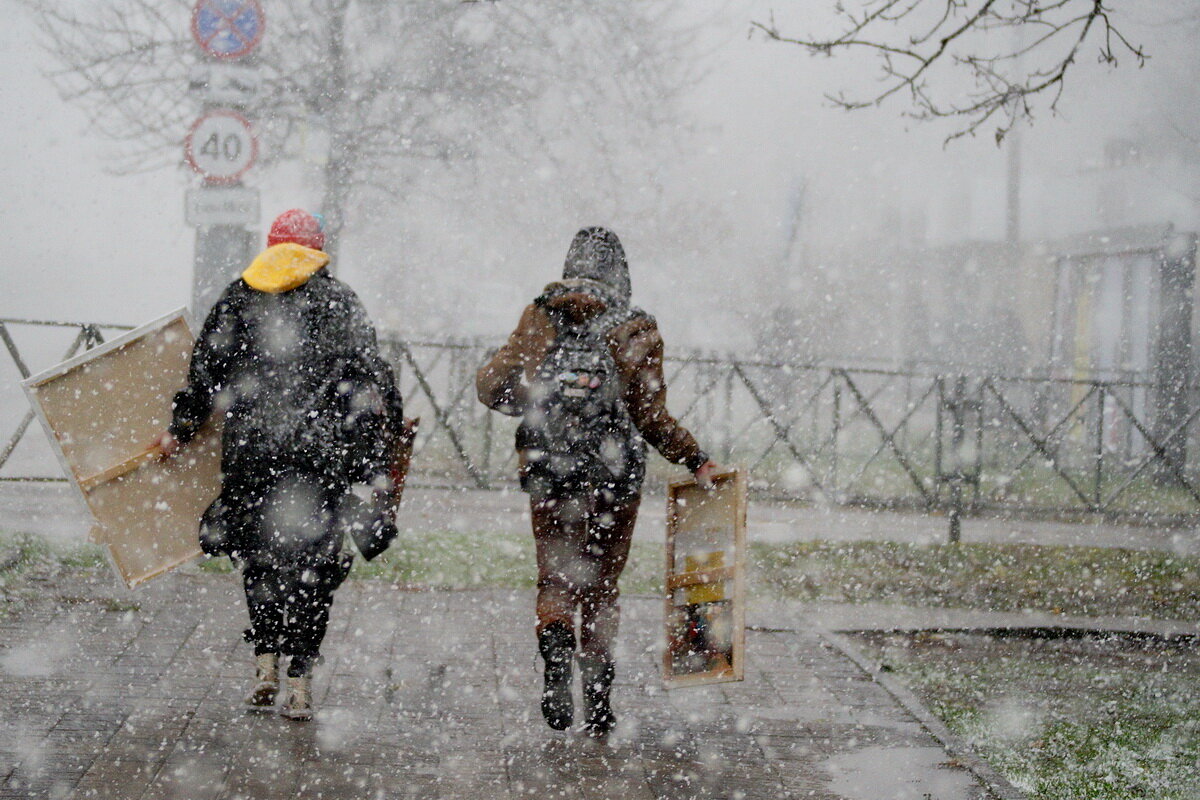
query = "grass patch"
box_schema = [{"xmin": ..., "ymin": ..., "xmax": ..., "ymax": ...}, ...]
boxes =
[
  {"xmin": 324, "ymin": 534, "xmax": 1200, "ymax": 623},
  {"xmin": 0, "ymin": 533, "xmax": 106, "ymax": 615},
  {"xmin": 195, "ymin": 536, "xmax": 1200, "ymax": 621},
  {"xmin": 9, "ymin": 531, "xmax": 1200, "ymax": 622},
  {"xmin": 853, "ymin": 631, "xmax": 1200, "ymax": 800},
  {"xmin": 751, "ymin": 540, "xmax": 1200, "ymax": 620},
  {"xmin": 347, "ymin": 528, "xmax": 665, "ymax": 594},
  {"xmin": 0, "ymin": 533, "xmax": 104, "ymax": 581},
  {"xmin": 193, "ymin": 529, "xmax": 666, "ymax": 594},
  {"xmin": 196, "ymin": 556, "xmax": 236, "ymax": 574}
]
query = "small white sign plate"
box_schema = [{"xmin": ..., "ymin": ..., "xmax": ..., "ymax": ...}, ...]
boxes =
[
  {"xmin": 185, "ymin": 185, "xmax": 260, "ymax": 226},
  {"xmin": 188, "ymin": 63, "xmax": 262, "ymax": 105}
]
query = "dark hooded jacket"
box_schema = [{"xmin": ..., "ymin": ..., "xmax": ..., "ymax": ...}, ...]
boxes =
[
  {"xmin": 170, "ymin": 243, "xmax": 402, "ymax": 564},
  {"xmin": 476, "ymin": 228, "xmax": 709, "ymax": 496}
]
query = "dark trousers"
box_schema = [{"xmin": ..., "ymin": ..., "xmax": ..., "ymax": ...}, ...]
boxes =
[
  {"xmin": 531, "ymin": 492, "xmax": 640, "ymax": 663},
  {"xmin": 242, "ymin": 560, "xmax": 344, "ymax": 677}
]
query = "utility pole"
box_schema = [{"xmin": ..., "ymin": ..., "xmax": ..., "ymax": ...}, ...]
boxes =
[
  {"xmin": 1005, "ymin": 127, "xmax": 1021, "ymax": 262},
  {"xmin": 783, "ymin": 177, "xmax": 807, "ymax": 280}
]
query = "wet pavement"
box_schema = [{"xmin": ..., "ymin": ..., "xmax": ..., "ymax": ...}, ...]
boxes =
[
  {"xmin": 0, "ymin": 574, "xmax": 1005, "ymax": 800},
  {"xmin": 3, "ymin": 482, "xmax": 1195, "ymax": 555}
]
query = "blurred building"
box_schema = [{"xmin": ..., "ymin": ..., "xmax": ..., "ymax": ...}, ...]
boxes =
[{"xmin": 767, "ymin": 127, "xmax": 1200, "ymax": 375}]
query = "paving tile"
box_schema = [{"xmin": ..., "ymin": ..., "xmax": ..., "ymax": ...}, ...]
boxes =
[{"xmin": 0, "ymin": 576, "xmax": 1004, "ymax": 799}]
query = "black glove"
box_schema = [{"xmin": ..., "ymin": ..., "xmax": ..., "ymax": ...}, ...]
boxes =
[
  {"xmin": 338, "ymin": 490, "xmax": 397, "ymax": 562},
  {"xmin": 198, "ymin": 498, "xmax": 233, "ymax": 557}
]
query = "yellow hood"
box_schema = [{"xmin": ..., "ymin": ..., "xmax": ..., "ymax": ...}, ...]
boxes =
[{"xmin": 242, "ymin": 243, "xmax": 330, "ymax": 293}]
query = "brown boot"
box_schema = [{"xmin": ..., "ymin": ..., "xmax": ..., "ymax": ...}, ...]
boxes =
[
  {"xmin": 280, "ymin": 675, "xmax": 313, "ymax": 721},
  {"xmin": 243, "ymin": 653, "xmax": 278, "ymax": 712}
]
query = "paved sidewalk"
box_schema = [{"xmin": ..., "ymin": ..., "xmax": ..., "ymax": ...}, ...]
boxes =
[{"xmin": 1, "ymin": 574, "xmax": 1002, "ymax": 800}]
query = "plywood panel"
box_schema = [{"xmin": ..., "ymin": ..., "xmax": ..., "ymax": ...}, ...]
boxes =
[
  {"xmin": 663, "ymin": 469, "xmax": 747, "ymax": 688},
  {"xmin": 23, "ymin": 311, "xmax": 217, "ymax": 588},
  {"xmin": 31, "ymin": 318, "xmax": 195, "ymax": 482}
]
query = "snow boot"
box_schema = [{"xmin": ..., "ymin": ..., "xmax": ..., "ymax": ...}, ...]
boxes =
[
  {"xmin": 579, "ymin": 656, "xmax": 615, "ymax": 736},
  {"xmin": 243, "ymin": 653, "xmax": 278, "ymax": 712},
  {"xmin": 279, "ymin": 674, "xmax": 313, "ymax": 721},
  {"xmin": 538, "ymin": 622, "xmax": 575, "ymax": 731}
]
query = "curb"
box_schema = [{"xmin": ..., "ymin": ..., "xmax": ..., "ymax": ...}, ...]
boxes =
[
  {"xmin": 830, "ymin": 624, "xmax": 1199, "ymax": 644},
  {"xmin": 815, "ymin": 626, "xmax": 1028, "ymax": 800}
]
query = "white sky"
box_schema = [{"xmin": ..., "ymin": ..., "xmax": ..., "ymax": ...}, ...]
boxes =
[{"xmin": 1, "ymin": 0, "xmax": 1196, "ymax": 348}]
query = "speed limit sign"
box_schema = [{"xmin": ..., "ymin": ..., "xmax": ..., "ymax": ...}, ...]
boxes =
[{"xmin": 185, "ymin": 109, "xmax": 258, "ymax": 183}]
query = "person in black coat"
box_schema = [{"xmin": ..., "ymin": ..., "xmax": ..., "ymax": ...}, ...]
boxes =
[{"xmin": 157, "ymin": 209, "xmax": 402, "ymax": 720}]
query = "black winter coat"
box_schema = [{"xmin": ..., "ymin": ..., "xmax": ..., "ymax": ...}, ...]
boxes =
[{"xmin": 170, "ymin": 269, "xmax": 402, "ymax": 564}]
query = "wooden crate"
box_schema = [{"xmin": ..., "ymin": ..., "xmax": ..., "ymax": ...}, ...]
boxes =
[{"xmin": 663, "ymin": 468, "xmax": 747, "ymax": 687}]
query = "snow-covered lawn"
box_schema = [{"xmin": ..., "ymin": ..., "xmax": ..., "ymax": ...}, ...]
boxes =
[
  {"xmin": 752, "ymin": 540, "xmax": 1200, "ymax": 620},
  {"xmin": 854, "ymin": 630, "xmax": 1200, "ymax": 800}
]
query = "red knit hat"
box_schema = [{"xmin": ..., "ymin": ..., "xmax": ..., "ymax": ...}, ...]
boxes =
[{"xmin": 267, "ymin": 209, "xmax": 325, "ymax": 251}]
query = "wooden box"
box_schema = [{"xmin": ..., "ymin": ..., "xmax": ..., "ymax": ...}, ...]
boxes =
[{"xmin": 663, "ymin": 469, "xmax": 747, "ymax": 687}]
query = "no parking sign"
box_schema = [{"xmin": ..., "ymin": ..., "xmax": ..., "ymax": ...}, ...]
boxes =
[{"xmin": 191, "ymin": 0, "xmax": 265, "ymax": 60}]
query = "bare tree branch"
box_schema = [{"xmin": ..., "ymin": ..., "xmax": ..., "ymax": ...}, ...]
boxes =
[
  {"xmin": 752, "ymin": 0, "xmax": 1147, "ymax": 144},
  {"xmin": 24, "ymin": 0, "xmax": 699, "ymax": 249}
]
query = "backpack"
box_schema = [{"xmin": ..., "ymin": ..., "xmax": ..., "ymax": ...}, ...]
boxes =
[{"xmin": 515, "ymin": 290, "xmax": 645, "ymax": 500}]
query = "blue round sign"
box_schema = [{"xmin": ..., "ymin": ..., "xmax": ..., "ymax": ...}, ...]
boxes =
[{"xmin": 191, "ymin": 0, "xmax": 264, "ymax": 60}]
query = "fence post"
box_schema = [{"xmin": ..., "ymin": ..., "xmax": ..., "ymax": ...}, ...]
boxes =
[
  {"xmin": 947, "ymin": 375, "xmax": 966, "ymax": 544},
  {"xmin": 1153, "ymin": 233, "xmax": 1196, "ymax": 482},
  {"xmin": 481, "ymin": 390, "xmax": 493, "ymax": 485},
  {"xmin": 973, "ymin": 377, "xmax": 984, "ymax": 509},
  {"xmin": 831, "ymin": 378, "xmax": 841, "ymax": 497},
  {"xmin": 723, "ymin": 357, "xmax": 735, "ymax": 463},
  {"xmin": 1094, "ymin": 384, "xmax": 1105, "ymax": 509},
  {"xmin": 934, "ymin": 376, "xmax": 944, "ymax": 505}
]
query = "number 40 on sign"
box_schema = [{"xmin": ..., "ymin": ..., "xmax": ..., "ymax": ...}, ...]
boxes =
[{"xmin": 185, "ymin": 109, "xmax": 258, "ymax": 184}]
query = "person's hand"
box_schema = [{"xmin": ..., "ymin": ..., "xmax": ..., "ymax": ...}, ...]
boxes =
[
  {"xmin": 154, "ymin": 430, "xmax": 179, "ymax": 459},
  {"xmin": 694, "ymin": 460, "xmax": 722, "ymax": 489}
]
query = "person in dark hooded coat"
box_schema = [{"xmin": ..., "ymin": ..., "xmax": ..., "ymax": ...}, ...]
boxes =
[
  {"xmin": 477, "ymin": 227, "xmax": 719, "ymax": 735},
  {"xmin": 157, "ymin": 209, "xmax": 403, "ymax": 721}
]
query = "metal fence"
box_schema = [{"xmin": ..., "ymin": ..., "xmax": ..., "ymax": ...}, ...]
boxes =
[
  {"xmin": 384, "ymin": 336, "xmax": 1200, "ymax": 524},
  {"xmin": 4, "ymin": 318, "xmax": 1198, "ymax": 524},
  {"xmin": 0, "ymin": 318, "xmax": 132, "ymax": 482}
]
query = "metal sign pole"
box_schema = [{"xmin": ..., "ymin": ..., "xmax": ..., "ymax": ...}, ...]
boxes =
[
  {"xmin": 186, "ymin": 0, "xmax": 265, "ymax": 317},
  {"xmin": 192, "ymin": 225, "xmax": 255, "ymax": 316}
]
